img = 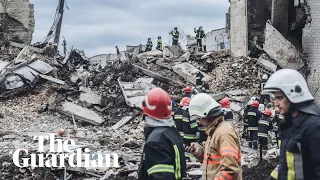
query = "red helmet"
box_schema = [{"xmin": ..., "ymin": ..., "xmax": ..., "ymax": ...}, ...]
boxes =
[
  {"xmin": 142, "ymin": 87, "xmax": 172, "ymax": 119},
  {"xmin": 264, "ymin": 109, "xmax": 272, "ymax": 116},
  {"xmin": 180, "ymin": 97, "xmax": 191, "ymax": 107},
  {"xmin": 252, "ymin": 100, "xmax": 259, "ymax": 107},
  {"xmin": 220, "ymin": 98, "xmax": 230, "ymax": 108},
  {"xmin": 174, "ymin": 26, "xmax": 178, "ymax": 30},
  {"xmin": 184, "ymin": 86, "xmax": 191, "ymax": 93}
]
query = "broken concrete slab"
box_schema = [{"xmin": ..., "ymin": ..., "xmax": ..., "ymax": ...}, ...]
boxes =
[
  {"xmin": 230, "ymin": 102, "xmax": 242, "ymax": 112},
  {"xmin": 135, "ymin": 78, "xmax": 154, "ymax": 84},
  {"xmin": 263, "ymin": 22, "xmax": 304, "ymax": 70},
  {"xmin": 225, "ymin": 89, "xmax": 250, "ymax": 96},
  {"xmin": 112, "ymin": 116, "xmax": 133, "ymax": 130},
  {"xmin": 39, "ymin": 74, "xmax": 66, "ymax": 85},
  {"xmin": 137, "ymin": 50, "xmax": 163, "ymax": 59},
  {"xmin": 163, "ymin": 46, "xmax": 183, "ymax": 57},
  {"xmin": 201, "ymin": 52, "xmax": 213, "ymax": 59},
  {"xmin": 257, "ymin": 58, "xmax": 277, "ymax": 73},
  {"xmin": 131, "ymin": 63, "xmax": 185, "ymax": 87},
  {"xmin": 59, "ymin": 102, "xmax": 104, "ymax": 125},
  {"xmin": 80, "ymin": 91, "xmax": 102, "ymax": 106},
  {"xmin": 9, "ymin": 42, "xmax": 44, "ymax": 54},
  {"xmin": 118, "ymin": 79, "xmax": 155, "ymax": 108},
  {"xmin": 172, "ymin": 62, "xmax": 211, "ymax": 85}
]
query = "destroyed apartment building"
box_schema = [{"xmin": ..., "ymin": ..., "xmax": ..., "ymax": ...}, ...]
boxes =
[
  {"xmin": 229, "ymin": 0, "xmax": 320, "ymax": 99},
  {"xmin": 0, "ymin": 0, "xmax": 294, "ymax": 180}
]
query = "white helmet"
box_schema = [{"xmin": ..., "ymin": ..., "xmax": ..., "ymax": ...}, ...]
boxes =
[
  {"xmin": 192, "ymin": 69, "xmax": 200, "ymax": 74},
  {"xmin": 262, "ymin": 74, "xmax": 268, "ymax": 80},
  {"xmin": 263, "ymin": 69, "xmax": 314, "ymax": 103},
  {"xmin": 189, "ymin": 93, "xmax": 222, "ymax": 120},
  {"xmin": 201, "ymin": 77, "xmax": 208, "ymax": 82}
]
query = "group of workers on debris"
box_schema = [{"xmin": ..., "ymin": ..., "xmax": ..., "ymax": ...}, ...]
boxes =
[
  {"xmin": 137, "ymin": 68, "xmax": 320, "ymax": 180},
  {"xmin": 145, "ymin": 25, "xmax": 207, "ymax": 53}
]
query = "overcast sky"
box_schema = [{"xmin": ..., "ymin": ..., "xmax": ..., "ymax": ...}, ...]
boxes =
[{"xmin": 31, "ymin": 0, "xmax": 229, "ymax": 57}]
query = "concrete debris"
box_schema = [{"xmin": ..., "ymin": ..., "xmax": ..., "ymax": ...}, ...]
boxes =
[
  {"xmin": 59, "ymin": 101, "xmax": 104, "ymax": 125},
  {"xmin": 172, "ymin": 62, "xmax": 211, "ymax": 85},
  {"xmin": 263, "ymin": 22, "xmax": 304, "ymax": 70},
  {"xmin": 112, "ymin": 116, "xmax": 133, "ymax": 130},
  {"xmin": 79, "ymin": 90, "xmax": 102, "ymax": 106},
  {"xmin": 137, "ymin": 50, "xmax": 163, "ymax": 59}
]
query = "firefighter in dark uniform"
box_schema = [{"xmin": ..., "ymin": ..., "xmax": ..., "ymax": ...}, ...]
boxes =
[
  {"xmin": 156, "ymin": 36, "xmax": 162, "ymax": 50},
  {"xmin": 169, "ymin": 27, "xmax": 179, "ymax": 46},
  {"xmin": 192, "ymin": 69, "xmax": 204, "ymax": 88},
  {"xmin": 220, "ymin": 98, "xmax": 234, "ymax": 121},
  {"xmin": 190, "ymin": 88, "xmax": 207, "ymax": 143},
  {"xmin": 173, "ymin": 100, "xmax": 184, "ymax": 140},
  {"xmin": 138, "ymin": 87, "xmax": 186, "ymax": 180},
  {"xmin": 200, "ymin": 77, "xmax": 211, "ymax": 93},
  {"xmin": 183, "ymin": 86, "xmax": 192, "ymax": 98},
  {"xmin": 265, "ymin": 69, "xmax": 320, "ymax": 180},
  {"xmin": 247, "ymin": 100, "xmax": 262, "ymax": 149},
  {"xmin": 145, "ymin": 38, "xmax": 153, "ymax": 52},
  {"xmin": 181, "ymin": 97, "xmax": 199, "ymax": 158},
  {"xmin": 272, "ymin": 107, "xmax": 284, "ymax": 148},
  {"xmin": 194, "ymin": 25, "xmax": 205, "ymax": 52},
  {"xmin": 243, "ymin": 97, "xmax": 259, "ymax": 139},
  {"xmin": 258, "ymin": 109, "xmax": 273, "ymax": 152}
]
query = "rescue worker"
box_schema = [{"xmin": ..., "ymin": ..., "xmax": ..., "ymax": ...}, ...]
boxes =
[
  {"xmin": 189, "ymin": 87, "xmax": 207, "ymax": 143},
  {"xmin": 138, "ymin": 87, "xmax": 186, "ymax": 180},
  {"xmin": 173, "ymin": 99, "xmax": 185, "ymax": 139},
  {"xmin": 194, "ymin": 25, "xmax": 205, "ymax": 52},
  {"xmin": 247, "ymin": 100, "xmax": 262, "ymax": 149},
  {"xmin": 183, "ymin": 86, "xmax": 192, "ymax": 98},
  {"xmin": 145, "ymin": 38, "xmax": 153, "ymax": 52},
  {"xmin": 265, "ymin": 69, "xmax": 320, "ymax": 180},
  {"xmin": 201, "ymin": 77, "xmax": 211, "ymax": 93},
  {"xmin": 185, "ymin": 93, "xmax": 242, "ymax": 180},
  {"xmin": 169, "ymin": 26, "xmax": 179, "ymax": 46},
  {"xmin": 192, "ymin": 69, "xmax": 204, "ymax": 88},
  {"xmin": 243, "ymin": 96, "xmax": 259, "ymax": 139},
  {"xmin": 181, "ymin": 97, "xmax": 199, "ymax": 158},
  {"xmin": 260, "ymin": 74, "xmax": 271, "ymax": 105},
  {"xmin": 156, "ymin": 36, "xmax": 162, "ymax": 50},
  {"xmin": 272, "ymin": 107, "xmax": 284, "ymax": 148},
  {"xmin": 220, "ymin": 98, "xmax": 234, "ymax": 121},
  {"xmin": 258, "ymin": 109, "xmax": 273, "ymax": 151}
]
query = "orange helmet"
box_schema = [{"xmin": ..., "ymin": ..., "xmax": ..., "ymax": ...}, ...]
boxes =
[
  {"xmin": 264, "ymin": 109, "xmax": 272, "ymax": 116},
  {"xmin": 180, "ymin": 97, "xmax": 191, "ymax": 107},
  {"xmin": 252, "ymin": 100, "xmax": 259, "ymax": 107},
  {"xmin": 220, "ymin": 98, "xmax": 230, "ymax": 108},
  {"xmin": 184, "ymin": 86, "xmax": 192, "ymax": 93},
  {"xmin": 142, "ymin": 88, "xmax": 172, "ymax": 119}
]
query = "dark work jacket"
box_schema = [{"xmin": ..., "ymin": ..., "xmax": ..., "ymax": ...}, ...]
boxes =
[
  {"xmin": 258, "ymin": 114, "xmax": 273, "ymax": 138},
  {"xmin": 194, "ymin": 29, "xmax": 205, "ymax": 39},
  {"xmin": 183, "ymin": 92, "xmax": 191, "ymax": 98},
  {"xmin": 192, "ymin": 87, "xmax": 203, "ymax": 96},
  {"xmin": 196, "ymin": 72, "xmax": 204, "ymax": 87},
  {"xmin": 138, "ymin": 126, "xmax": 187, "ymax": 180},
  {"xmin": 275, "ymin": 112, "xmax": 320, "ymax": 180},
  {"xmin": 247, "ymin": 106, "xmax": 262, "ymax": 131}
]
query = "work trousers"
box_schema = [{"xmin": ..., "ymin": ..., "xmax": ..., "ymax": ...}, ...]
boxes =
[
  {"xmin": 197, "ymin": 39, "xmax": 202, "ymax": 51},
  {"xmin": 259, "ymin": 136, "xmax": 268, "ymax": 150},
  {"xmin": 172, "ymin": 39, "xmax": 178, "ymax": 46},
  {"xmin": 248, "ymin": 130, "xmax": 258, "ymax": 149}
]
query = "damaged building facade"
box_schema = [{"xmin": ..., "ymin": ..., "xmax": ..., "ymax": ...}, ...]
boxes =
[
  {"xmin": 0, "ymin": 0, "xmax": 34, "ymax": 45},
  {"xmin": 229, "ymin": 0, "xmax": 320, "ymax": 100}
]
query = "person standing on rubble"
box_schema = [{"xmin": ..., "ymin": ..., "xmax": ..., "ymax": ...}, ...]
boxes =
[
  {"xmin": 192, "ymin": 69, "xmax": 204, "ymax": 88},
  {"xmin": 258, "ymin": 109, "xmax": 273, "ymax": 152},
  {"xmin": 242, "ymin": 97, "xmax": 259, "ymax": 139},
  {"xmin": 181, "ymin": 97, "xmax": 199, "ymax": 159},
  {"xmin": 145, "ymin": 38, "xmax": 153, "ymax": 52},
  {"xmin": 185, "ymin": 93, "xmax": 242, "ymax": 180},
  {"xmin": 201, "ymin": 77, "xmax": 211, "ymax": 93},
  {"xmin": 169, "ymin": 27, "xmax": 179, "ymax": 46},
  {"xmin": 194, "ymin": 25, "xmax": 205, "ymax": 52},
  {"xmin": 247, "ymin": 100, "xmax": 262, "ymax": 149},
  {"xmin": 138, "ymin": 87, "xmax": 186, "ymax": 180},
  {"xmin": 183, "ymin": 86, "xmax": 192, "ymax": 98},
  {"xmin": 156, "ymin": 36, "xmax": 162, "ymax": 50},
  {"xmin": 220, "ymin": 98, "xmax": 234, "ymax": 121},
  {"xmin": 264, "ymin": 69, "xmax": 320, "ymax": 180}
]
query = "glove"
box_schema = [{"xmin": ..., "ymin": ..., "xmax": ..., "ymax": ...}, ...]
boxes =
[{"xmin": 185, "ymin": 142, "xmax": 201, "ymax": 157}]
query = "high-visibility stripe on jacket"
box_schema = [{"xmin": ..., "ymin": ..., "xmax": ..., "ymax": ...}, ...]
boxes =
[
  {"xmin": 173, "ymin": 107, "xmax": 184, "ymax": 138},
  {"xmin": 258, "ymin": 114, "xmax": 273, "ymax": 138},
  {"xmin": 182, "ymin": 107, "xmax": 199, "ymax": 144},
  {"xmin": 247, "ymin": 106, "xmax": 261, "ymax": 131},
  {"xmin": 138, "ymin": 127, "xmax": 186, "ymax": 180},
  {"xmin": 196, "ymin": 72, "xmax": 204, "ymax": 86},
  {"xmin": 193, "ymin": 120, "xmax": 242, "ymax": 180}
]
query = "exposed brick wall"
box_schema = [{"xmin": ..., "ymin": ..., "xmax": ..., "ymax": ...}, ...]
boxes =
[{"xmin": 303, "ymin": 0, "xmax": 320, "ymax": 101}]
